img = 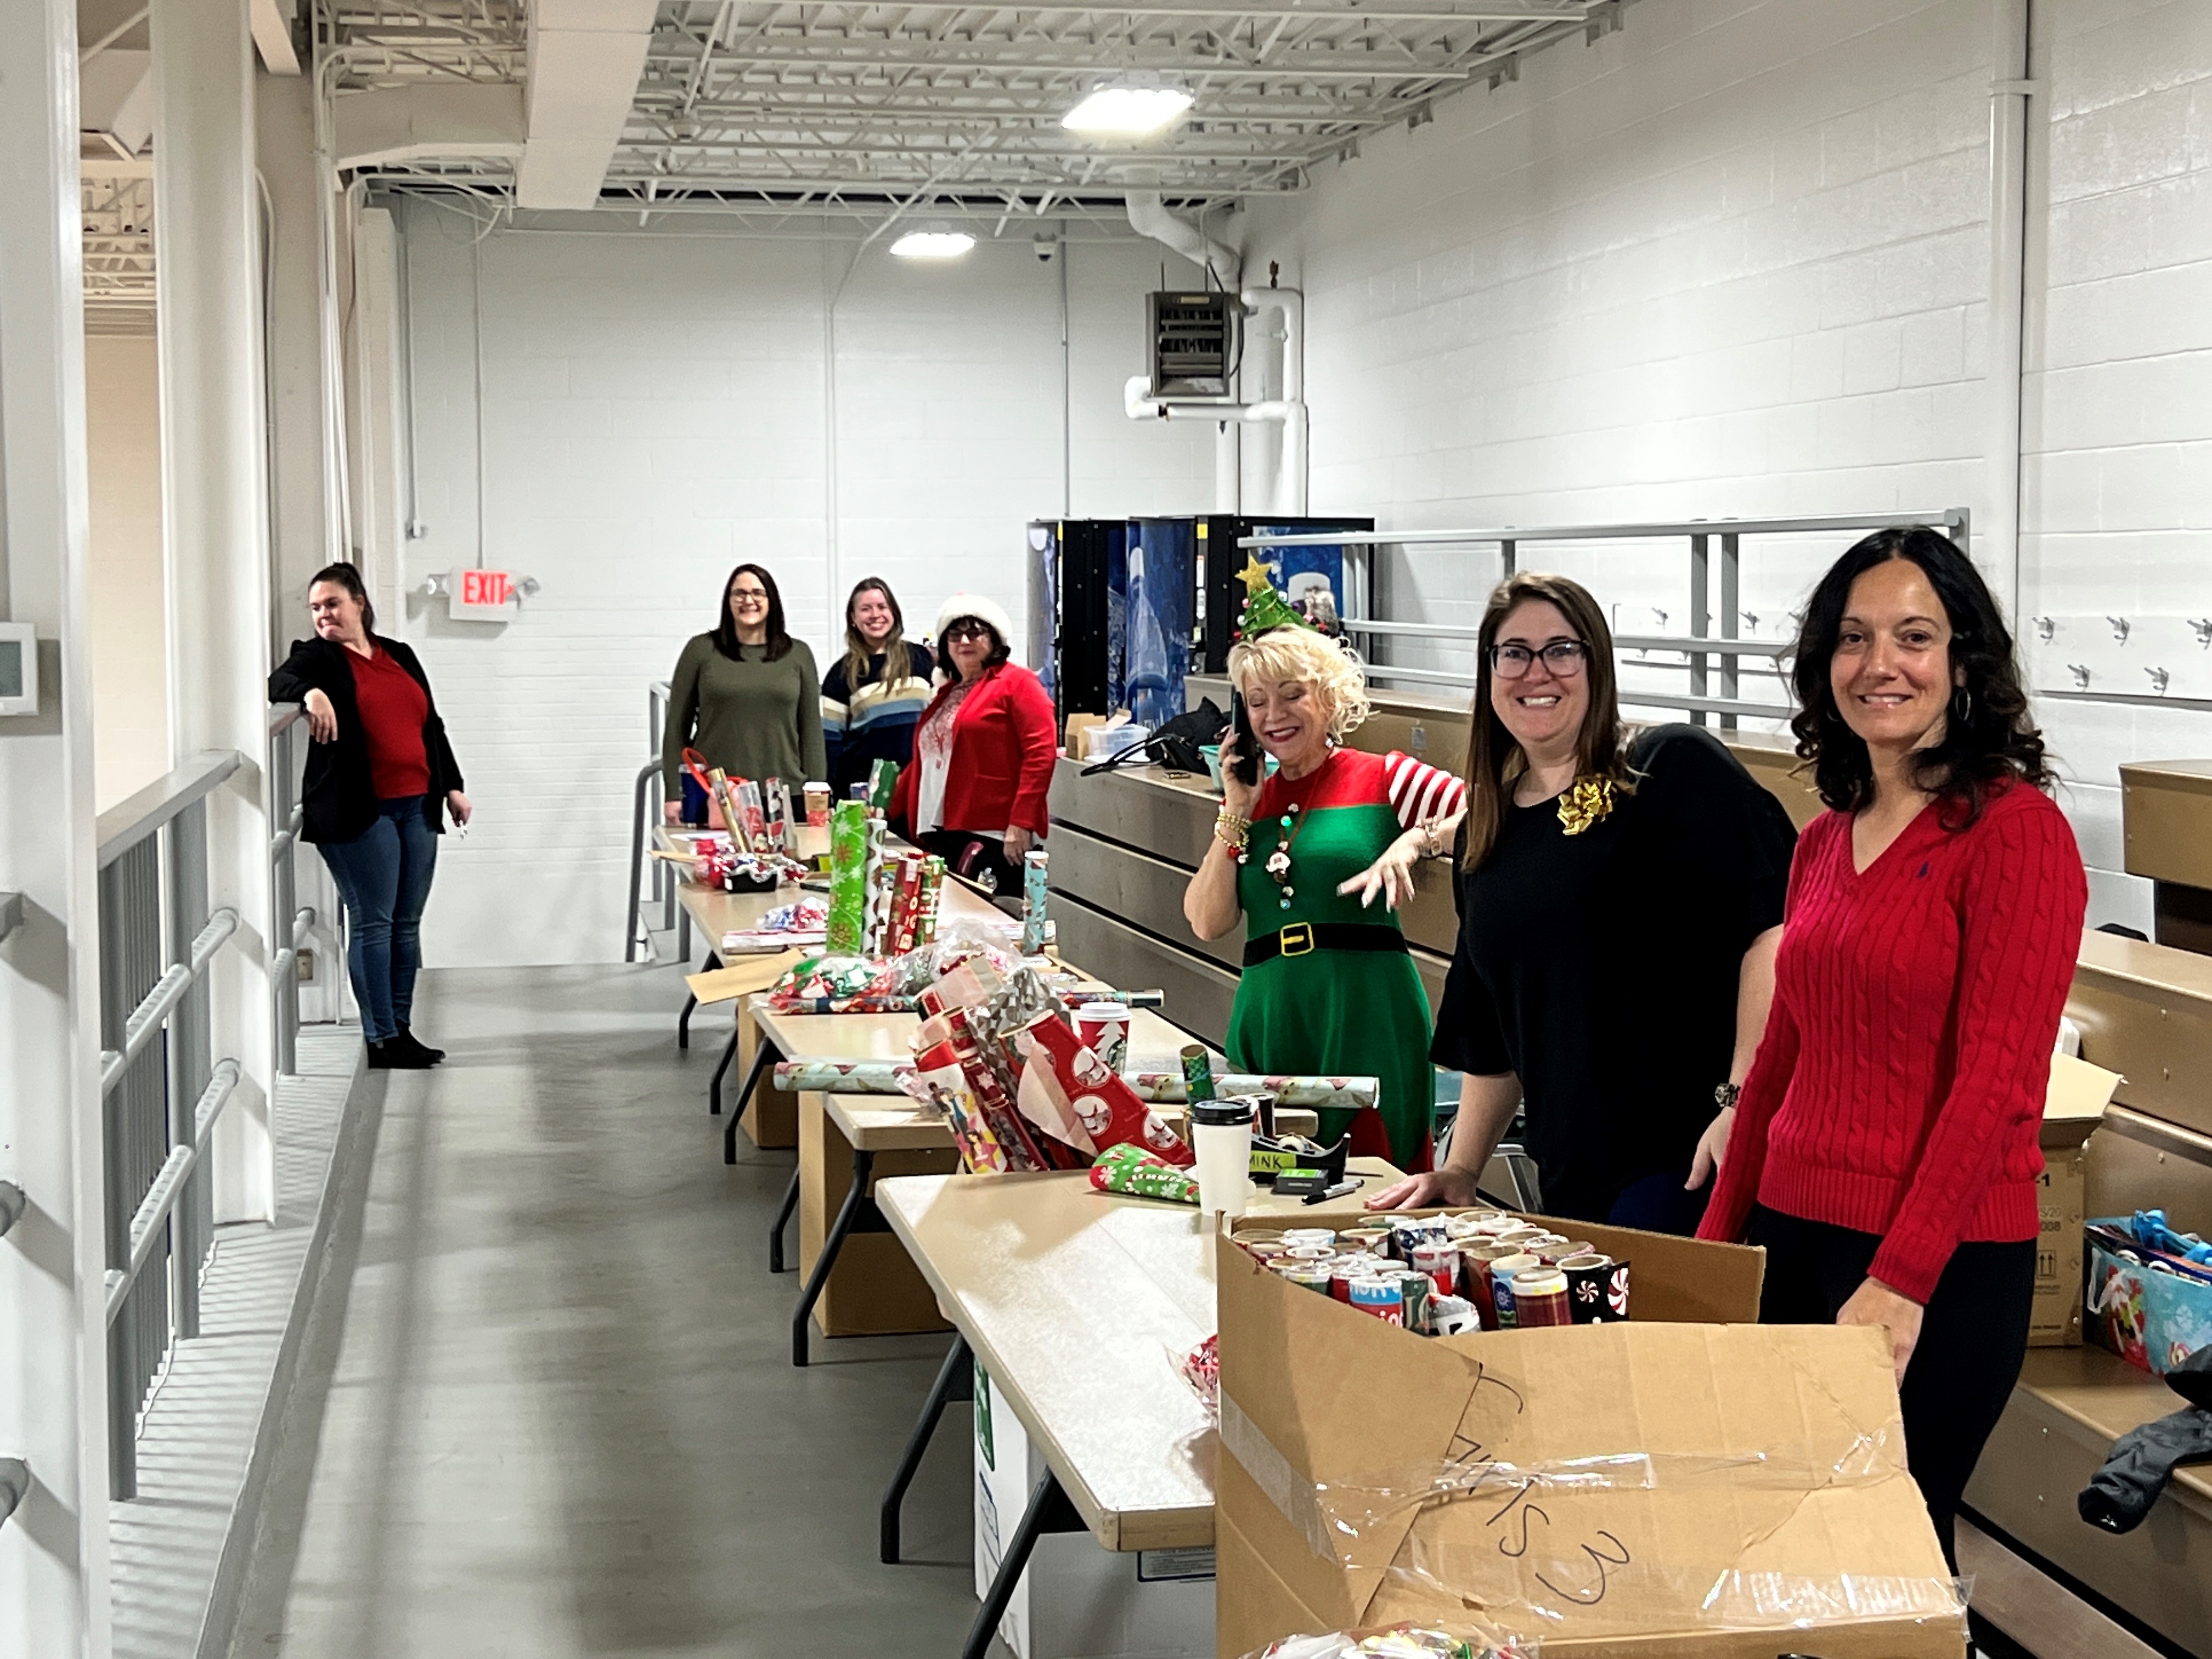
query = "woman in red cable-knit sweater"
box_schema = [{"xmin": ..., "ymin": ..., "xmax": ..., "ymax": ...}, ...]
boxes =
[{"xmin": 1697, "ymin": 527, "xmax": 2086, "ymax": 1567}]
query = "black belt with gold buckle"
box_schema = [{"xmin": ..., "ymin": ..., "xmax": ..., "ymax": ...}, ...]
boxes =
[{"xmin": 1243, "ymin": 921, "xmax": 1409, "ymax": 967}]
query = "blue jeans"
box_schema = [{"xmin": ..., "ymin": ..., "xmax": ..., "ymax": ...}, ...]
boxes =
[{"xmin": 319, "ymin": 797, "xmax": 438, "ymax": 1043}]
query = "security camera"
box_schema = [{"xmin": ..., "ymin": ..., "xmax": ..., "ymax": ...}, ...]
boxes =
[{"xmin": 1033, "ymin": 235, "xmax": 1057, "ymax": 263}]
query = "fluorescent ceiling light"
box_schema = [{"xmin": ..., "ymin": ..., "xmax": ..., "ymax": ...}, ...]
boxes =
[
  {"xmin": 1062, "ymin": 86, "xmax": 1193, "ymax": 136},
  {"xmin": 890, "ymin": 228, "xmax": 975, "ymax": 259}
]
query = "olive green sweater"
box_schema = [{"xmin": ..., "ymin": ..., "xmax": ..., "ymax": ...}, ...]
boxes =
[{"xmin": 663, "ymin": 634, "xmax": 827, "ymax": 795}]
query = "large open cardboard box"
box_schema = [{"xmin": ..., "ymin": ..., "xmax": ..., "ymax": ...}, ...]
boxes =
[
  {"xmin": 1215, "ymin": 1212, "xmax": 1968, "ymax": 1659},
  {"xmin": 2032, "ymin": 1052, "xmax": 2123, "ymax": 1346}
]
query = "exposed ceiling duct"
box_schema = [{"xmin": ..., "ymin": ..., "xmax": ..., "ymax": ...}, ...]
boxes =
[
  {"xmin": 1126, "ymin": 189, "xmax": 1240, "ymax": 290},
  {"xmin": 516, "ymin": 0, "xmax": 659, "ymax": 210}
]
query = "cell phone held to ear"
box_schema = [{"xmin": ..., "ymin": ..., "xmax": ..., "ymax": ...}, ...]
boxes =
[{"xmin": 1227, "ymin": 689, "xmax": 1262, "ymax": 788}]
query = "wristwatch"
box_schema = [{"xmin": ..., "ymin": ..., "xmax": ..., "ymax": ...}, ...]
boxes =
[{"xmin": 1713, "ymin": 1082, "xmax": 1741, "ymax": 1110}]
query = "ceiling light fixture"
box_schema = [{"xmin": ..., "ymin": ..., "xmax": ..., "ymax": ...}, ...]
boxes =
[
  {"xmin": 1062, "ymin": 84, "xmax": 1193, "ymax": 137},
  {"xmin": 890, "ymin": 225, "xmax": 975, "ymax": 259}
]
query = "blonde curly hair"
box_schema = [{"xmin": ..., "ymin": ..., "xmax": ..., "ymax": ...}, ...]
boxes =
[{"xmin": 1226, "ymin": 626, "xmax": 1372, "ymax": 740}]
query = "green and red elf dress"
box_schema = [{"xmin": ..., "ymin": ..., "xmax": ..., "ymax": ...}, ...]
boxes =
[{"xmin": 1227, "ymin": 746, "xmax": 1465, "ymax": 1171}]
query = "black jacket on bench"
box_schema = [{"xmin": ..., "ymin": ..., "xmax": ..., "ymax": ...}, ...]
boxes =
[{"xmin": 269, "ymin": 635, "xmax": 465, "ymax": 844}]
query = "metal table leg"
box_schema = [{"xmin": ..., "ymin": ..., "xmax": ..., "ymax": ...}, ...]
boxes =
[
  {"xmin": 721, "ymin": 1040, "xmax": 776, "ymax": 1161},
  {"xmin": 793, "ymin": 1148, "xmax": 873, "ymax": 1367},
  {"xmin": 962, "ymin": 1469, "xmax": 1081, "ymax": 1659},
  {"xmin": 677, "ymin": 949, "xmax": 720, "ymax": 1050},
  {"xmin": 882, "ymin": 1333, "xmax": 973, "ymax": 1564},
  {"xmin": 708, "ymin": 1028, "xmax": 740, "ymax": 1116},
  {"xmin": 769, "ymin": 1167, "xmax": 800, "ymax": 1273}
]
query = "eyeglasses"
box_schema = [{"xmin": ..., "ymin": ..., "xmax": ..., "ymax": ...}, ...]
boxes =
[
  {"xmin": 730, "ymin": 587, "xmax": 769, "ymax": 602},
  {"xmin": 944, "ymin": 621, "xmax": 995, "ymax": 642},
  {"xmin": 1488, "ymin": 640, "xmax": 1590, "ymax": 679}
]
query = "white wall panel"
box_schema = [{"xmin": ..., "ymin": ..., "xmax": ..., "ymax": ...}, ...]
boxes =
[
  {"xmin": 394, "ymin": 207, "xmax": 1210, "ymax": 966},
  {"xmin": 1233, "ymin": 0, "xmax": 2212, "ymax": 927}
]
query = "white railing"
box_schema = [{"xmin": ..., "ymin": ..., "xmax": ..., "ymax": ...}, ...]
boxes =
[
  {"xmin": 92, "ymin": 707, "xmax": 313, "ymax": 1500},
  {"xmin": 1245, "ymin": 510, "xmax": 1972, "ymax": 729}
]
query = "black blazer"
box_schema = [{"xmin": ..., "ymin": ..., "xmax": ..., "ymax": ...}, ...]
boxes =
[{"xmin": 269, "ymin": 635, "xmax": 465, "ymax": 844}]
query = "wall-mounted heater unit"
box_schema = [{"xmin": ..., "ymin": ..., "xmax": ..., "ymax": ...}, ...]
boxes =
[{"xmin": 1147, "ymin": 291, "xmax": 1238, "ymax": 399}]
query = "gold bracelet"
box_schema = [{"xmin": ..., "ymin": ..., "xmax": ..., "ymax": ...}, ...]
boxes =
[{"xmin": 1215, "ymin": 811, "xmax": 1251, "ymax": 854}]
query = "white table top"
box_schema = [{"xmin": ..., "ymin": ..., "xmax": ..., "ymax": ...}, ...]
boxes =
[{"xmin": 874, "ymin": 1160, "xmax": 1402, "ymax": 1552}]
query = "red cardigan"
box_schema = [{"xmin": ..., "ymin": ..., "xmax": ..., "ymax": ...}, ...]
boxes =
[
  {"xmin": 889, "ymin": 663, "xmax": 1058, "ymax": 839},
  {"xmin": 1697, "ymin": 781, "xmax": 2086, "ymax": 1304}
]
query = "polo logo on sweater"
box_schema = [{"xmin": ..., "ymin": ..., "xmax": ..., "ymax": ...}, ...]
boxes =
[{"xmin": 1917, "ymin": 861, "xmax": 1930, "ymax": 878}]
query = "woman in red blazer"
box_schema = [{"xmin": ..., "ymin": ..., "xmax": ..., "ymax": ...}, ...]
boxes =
[{"xmin": 889, "ymin": 592, "xmax": 1057, "ymax": 894}]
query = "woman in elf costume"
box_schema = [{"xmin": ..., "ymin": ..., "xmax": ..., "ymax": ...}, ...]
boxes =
[{"xmin": 1183, "ymin": 562, "xmax": 1467, "ymax": 1170}]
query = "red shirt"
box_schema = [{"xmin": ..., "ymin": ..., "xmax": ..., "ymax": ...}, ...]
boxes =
[
  {"xmin": 1698, "ymin": 782, "xmax": 2086, "ymax": 1304},
  {"xmin": 347, "ymin": 645, "xmax": 431, "ymax": 801}
]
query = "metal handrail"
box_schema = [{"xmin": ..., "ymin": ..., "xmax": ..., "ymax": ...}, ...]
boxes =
[
  {"xmin": 0, "ymin": 890, "xmax": 21, "ymax": 942},
  {"xmin": 0, "ymin": 1181, "xmax": 24, "ymax": 1238},
  {"xmin": 1238, "ymin": 509, "xmax": 1971, "ymax": 549},
  {"xmin": 0, "ymin": 1459, "xmax": 26, "ymax": 1528},
  {"xmin": 94, "ymin": 751, "xmax": 241, "ymax": 868},
  {"xmin": 99, "ymin": 907, "xmax": 239, "ymax": 1092},
  {"xmin": 105, "ymin": 1060, "xmax": 241, "ymax": 1322}
]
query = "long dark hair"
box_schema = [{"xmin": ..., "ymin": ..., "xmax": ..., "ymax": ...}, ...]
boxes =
[
  {"xmin": 712, "ymin": 563, "xmax": 792, "ymax": 662},
  {"xmin": 1789, "ymin": 526, "xmax": 2050, "ymax": 826},
  {"xmin": 1461, "ymin": 572, "xmax": 1636, "ymax": 870},
  {"xmin": 840, "ymin": 578, "xmax": 913, "ymax": 690},
  {"xmin": 309, "ymin": 560, "xmax": 376, "ymax": 633}
]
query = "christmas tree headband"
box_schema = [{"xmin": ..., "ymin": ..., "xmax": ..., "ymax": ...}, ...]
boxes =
[{"xmin": 1234, "ymin": 552, "xmax": 1317, "ymax": 640}]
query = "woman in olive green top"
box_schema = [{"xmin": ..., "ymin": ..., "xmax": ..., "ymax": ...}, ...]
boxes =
[{"xmin": 662, "ymin": 563, "xmax": 826, "ymax": 821}]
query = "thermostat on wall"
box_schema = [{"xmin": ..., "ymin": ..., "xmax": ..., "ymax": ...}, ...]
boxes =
[{"xmin": 0, "ymin": 622, "xmax": 35, "ymax": 716}]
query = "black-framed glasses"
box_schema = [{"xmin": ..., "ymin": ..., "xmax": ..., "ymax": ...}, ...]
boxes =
[
  {"xmin": 1488, "ymin": 639, "xmax": 1589, "ymax": 679},
  {"xmin": 944, "ymin": 620, "xmax": 995, "ymax": 642}
]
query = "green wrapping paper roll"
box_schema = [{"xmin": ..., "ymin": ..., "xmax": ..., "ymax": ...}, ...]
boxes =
[
  {"xmin": 770, "ymin": 1057, "xmax": 1377, "ymax": 1108},
  {"xmin": 1088, "ymin": 1143, "xmax": 1198, "ymax": 1204},
  {"xmin": 825, "ymin": 800, "xmax": 870, "ymax": 956}
]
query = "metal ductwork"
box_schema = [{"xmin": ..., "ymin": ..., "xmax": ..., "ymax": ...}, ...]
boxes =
[
  {"xmin": 1126, "ymin": 189, "xmax": 1240, "ymax": 290},
  {"xmin": 516, "ymin": 0, "xmax": 658, "ymax": 211}
]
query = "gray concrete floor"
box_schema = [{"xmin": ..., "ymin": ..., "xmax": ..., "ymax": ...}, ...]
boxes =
[{"xmin": 230, "ymin": 962, "xmax": 984, "ymax": 1658}]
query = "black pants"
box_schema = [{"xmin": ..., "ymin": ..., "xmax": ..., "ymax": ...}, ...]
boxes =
[{"xmin": 1748, "ymin": 1204, "xmax": 2035, "ymax": 1571}]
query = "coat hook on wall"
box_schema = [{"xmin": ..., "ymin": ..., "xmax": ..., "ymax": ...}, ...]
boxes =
[
  {"xmin": 2068, "ymin": 663, "xmax": 2092, "ymax": 690},
  {"xmin": 2033, "ymin": 616, "xmax": 2055, "ymax": 643},
  {"xmin": 2107, "ymin": 615, "xmax": 2131, "ymax": 644},
  {"xmin": 2146, "ymin": 666, "xmax": 2171, "ymax": 695},
  {"xmin": 2191, "ymin": 618, "xmax": 2212, "ymax": 648}
]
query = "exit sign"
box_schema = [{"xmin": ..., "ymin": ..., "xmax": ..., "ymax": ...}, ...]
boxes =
[{"xmin": 454, "ymin": 568, "xmax": 514, "ymax": 618}]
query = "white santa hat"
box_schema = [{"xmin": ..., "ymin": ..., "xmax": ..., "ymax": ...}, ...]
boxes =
[{"xmin": 932, "ymin": 592, "xmax": 1017, "ymax": 651}]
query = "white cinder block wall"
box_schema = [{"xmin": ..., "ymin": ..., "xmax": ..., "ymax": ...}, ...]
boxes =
[
  {"xmin": 391, "ymin": 205, "xmax": 1212, "ymax": 967},
  {"xmin": 1241, "ymin": 0, "xmax": 2212, "ymax": 932}
]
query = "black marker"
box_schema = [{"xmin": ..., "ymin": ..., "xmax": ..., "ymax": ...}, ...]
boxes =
[{"xmin": 1303, "ymin": 1176, "xmax": 1363, "ymax": 1205}]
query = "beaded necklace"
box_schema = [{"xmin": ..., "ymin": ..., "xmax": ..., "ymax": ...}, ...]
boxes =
[{"xmin": 1234, "ymin": 748, "xmax": 1331, "ymax": 911}]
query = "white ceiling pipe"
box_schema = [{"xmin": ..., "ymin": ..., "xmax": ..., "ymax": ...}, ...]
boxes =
[
  {"xmin": 517, "ymin": 0, "xmax": 658, "ymax": 211},
  {"xmin": 1125, "ymin": 188, "xmax": 1240, "ymax": 289}
]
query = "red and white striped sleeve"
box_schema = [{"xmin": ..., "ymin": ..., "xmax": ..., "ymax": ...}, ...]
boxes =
[{"xmin": 1382, "ymin": 751, "xmax": 1467, "ymax": 830}]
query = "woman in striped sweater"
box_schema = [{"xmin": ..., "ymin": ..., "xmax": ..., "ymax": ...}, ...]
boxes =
[
  {"xmin": 820, "ymin": 578, "xmax": 934, "ymax": 798},
  {"xmin": 1699, "ymin": 526, "xmax": 2087, "ymax": 1566}
]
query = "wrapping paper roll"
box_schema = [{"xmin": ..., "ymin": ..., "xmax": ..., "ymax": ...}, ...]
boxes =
[
  {"xmin": 1020, "ymin": 849, "xmax": 1049, "ymax": 956},
  {"xmin": 825, "ymin": 802, "xmax": 870, "ymax": 955},
  {"xmin": 774, "ymin": 1058, "xmax": 1377, "ymax": 1107},
  {"xmin": 1088, "ymin": 1143, "xmax": 1198, "ymax": 1204},
  {"xmin": 860, "ymin": 811, "xmax": 891, "ymax": 956},
  {"xmin": 914, "ymin": 854, "xmax": 945, "ymax": 946}
]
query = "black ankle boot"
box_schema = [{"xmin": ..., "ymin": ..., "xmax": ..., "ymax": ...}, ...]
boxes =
[
  {"xmin": 394, "ymin": 1025, "xmax": 445, "ymax": 1064},
  {"xmin": 368, "ymin": 1036, "xmax": 435, "ymax": 1070}
]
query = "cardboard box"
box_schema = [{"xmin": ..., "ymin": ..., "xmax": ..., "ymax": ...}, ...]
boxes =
[
  {"xmin": 974, "ymin": 1358, "xmax": 1215, "ymax": 1659},
  {"xmin": 1215, "ymin": 1212, "xmax": 1968, "ymax": 1659},
  {"xmin": 2033, "ymin": 1052, "xmax": 2125, "ymax": 1346},
  {"xmin": 795, "ymin": 1093, "xmax": 957, "ymax": 1337}
]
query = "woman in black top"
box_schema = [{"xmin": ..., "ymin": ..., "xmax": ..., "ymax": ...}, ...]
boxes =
[
  {"xmin": 1370, "ymin": 572, "xmax": 1797, "ymax": 1232},
  {"xmin": 269, "ymin": 562, "xmax": 469, "ymax": 1071}
]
